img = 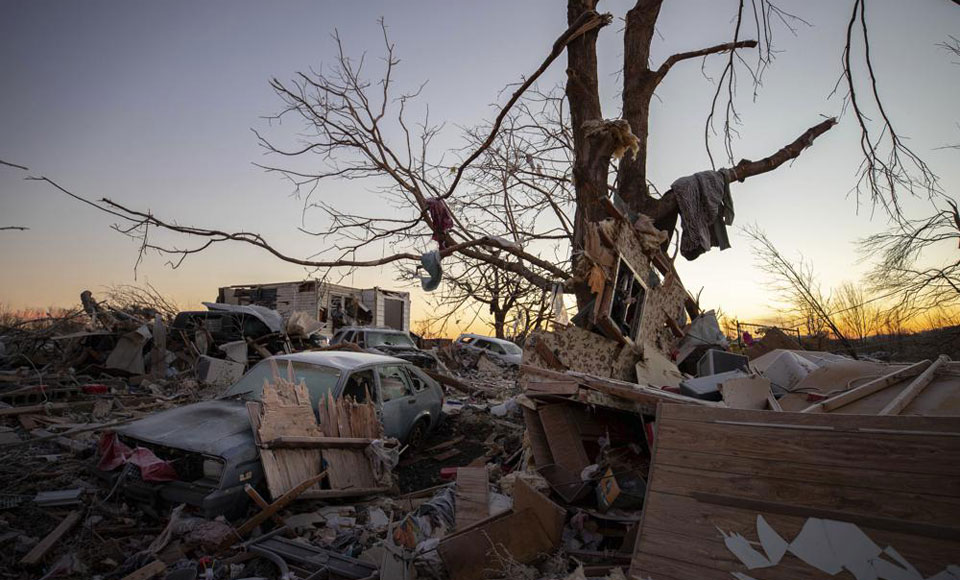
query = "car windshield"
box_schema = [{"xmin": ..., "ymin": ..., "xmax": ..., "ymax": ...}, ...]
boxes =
[
  {"xmin": 367, "ymin": 331, "xmax": 415, "ymax": 348},
  {"xmin": 500, "ymin": 342, "xmax": 522, "ymax": 355},
  {"xmin": 221, "ymin": 360, "xmax": 341, "ymax": 404}
]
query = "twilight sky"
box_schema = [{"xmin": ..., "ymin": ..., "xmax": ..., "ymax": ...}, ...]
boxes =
[{"xmin": 1, "ymin": 1, "xmax": 957, "ymax": 334}]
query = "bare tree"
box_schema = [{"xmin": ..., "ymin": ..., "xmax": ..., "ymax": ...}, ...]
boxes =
[
  {"xmin": 10, "ymin": 1, "xmax": 954, "ymax": 332},
  {"xmin": 744, "ymin": 225, "xmax": 858, "ymax": 357},
  {"xmin": 834, "ymin": 282, "xmax": 882, "ymax": 346},
  {"xmin": 860, "ymin": 198, "xmax": 960, "ymax": 316}
]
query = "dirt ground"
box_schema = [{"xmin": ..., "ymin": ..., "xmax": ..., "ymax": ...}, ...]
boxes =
[{"xmin": 396, "ymin": 407, "xmax": 522, "ymax": 493}]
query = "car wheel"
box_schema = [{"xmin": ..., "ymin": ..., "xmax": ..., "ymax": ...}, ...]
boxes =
[{"xmin": 406, "ymin": 419, "xmax": 429, "ymax": 449}]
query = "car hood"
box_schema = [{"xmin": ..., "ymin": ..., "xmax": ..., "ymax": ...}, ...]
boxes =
[{"xmin": 115, "ymin": 399, "xmax": 255, "ymax": 459}]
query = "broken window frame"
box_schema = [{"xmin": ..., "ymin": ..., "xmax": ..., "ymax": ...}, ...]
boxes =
[{"xmin": 595, "ymin": 254, "xmax": 649, "ymax": 345}]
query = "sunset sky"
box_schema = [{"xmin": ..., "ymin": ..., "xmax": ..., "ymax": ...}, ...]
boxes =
[{"xmin": 1, "ymin": 1, "xmax": 957, "ymax": 335}]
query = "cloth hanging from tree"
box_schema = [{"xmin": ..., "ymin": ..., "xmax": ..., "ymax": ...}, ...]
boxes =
[
  {"xmin": 419, "ymin": 250, "xmax": 443, "ymax": 292},
  {"xmin": 426, "ymin": 198, "xmax": 454, "ymax": 248},
  {"xmin": 671, "ymin": 169, "xmax": 735, "ymax": 261}
]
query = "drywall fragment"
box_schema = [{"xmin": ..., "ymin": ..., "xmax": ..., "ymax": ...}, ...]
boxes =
[
  {"xmin": 870, "ymin": 546, "xmax": 923, "ymax": 580},
  {"xmin": 718, "ymin": 528, "xmax": 773, "ymax": 569},
  {"xmin": 788, "ymin": 518, "xmax": 845, "ymax": 574},
  {"xmin": 756, "ymin": 515, "xmax": 788, "ymax": 565}
]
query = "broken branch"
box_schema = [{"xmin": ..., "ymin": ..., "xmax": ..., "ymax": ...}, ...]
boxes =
[
  {"xmin": 441, "ymin": 9, "xmax": 612, "ymax": 199},
  {"xmin": 656, "ymin": 40, "xmax": 759, "ymax": 83}
]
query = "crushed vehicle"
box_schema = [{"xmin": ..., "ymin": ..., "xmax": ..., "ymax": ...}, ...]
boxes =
[
  {"xmin": 170, "ymin": 303, "xmax": 287, "ymax": 357},
  {"xmin": 94, "ymin": 351, "xmax": 443, "ymax": 517},
  {"xmin": 453, "ymin": 333, "xmax": 523, "ymax": 366},
  {"xmin": 331, "ymin": 325, "xmax": 441, "ymax": 370}
]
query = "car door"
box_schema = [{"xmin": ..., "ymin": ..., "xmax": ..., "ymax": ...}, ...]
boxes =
[
  {"xmin": 405, "ymin": 365, "xmax": 440, "ymax": 426},
  {"xmin": 374, "ymin": 364, "xmax": 416, "ymax": 440}
]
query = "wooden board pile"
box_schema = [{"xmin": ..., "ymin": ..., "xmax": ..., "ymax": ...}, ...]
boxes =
[{"xmin": 248, "ymin": 361, "xmax": 390, "ymax": 501}]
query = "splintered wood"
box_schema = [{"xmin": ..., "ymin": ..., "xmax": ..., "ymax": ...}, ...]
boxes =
[
  {"xmin": 317, "ymin": 389, "xmax": 382, "ymax": 491},
  {"xmin": 251, "ymin": 363, "xmax": 325, "ymax": 499},
  {"xmin": 251, "ymin": 361, "xmax": 386, "ymax": 498}
]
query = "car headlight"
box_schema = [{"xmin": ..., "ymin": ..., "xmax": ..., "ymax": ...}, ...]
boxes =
[{"xmin": 202, "ymin": 458, "xmax": 224, "ymax": 480}]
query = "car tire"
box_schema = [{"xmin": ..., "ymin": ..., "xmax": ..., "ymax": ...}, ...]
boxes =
[{"xmin": 406, "ymin": 418, "xmax": 429, "ymax": 449}]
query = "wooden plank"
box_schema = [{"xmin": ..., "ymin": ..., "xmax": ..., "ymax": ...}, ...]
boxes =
[
  {"xmin": 244, "ymin": 485, "xmax": 284, "ymax": 526},
  {"xmin": 226, "ymin": 470, "xmax": 328, "ymax": 548},
  {"xmin": 637, "ymin": 491, "xmax": 960, "ymax": 580},
  {"xmin": 519, "ymin": 364, "xmax": 574, "ymax": 382},
  {"xmin": 424, "ymin": 435, "xmax": 465, "ymax": 452},
  {"xmin": 658, "ymin": 402, "xmax": 960, "ymax": 434},
  {"xmin": 438, "ymin": 508, "xmax": 552, "ymax": 580},
  {"xmin": 532, "ymin": 338, "xmax": 568, "ymax": 370},
  {"xmin": 455, "ymin": 467, "xmax": 489, "ymax": 530},
  {"xmin": 650, "ymin": 463, "xmax": 960, "ymax": 528},
  {"xmin": 802, "ymin": 359, "xmax": 931, "ymax": 413},
  {"xmin": 880, "ymin": 355, "xmax": 951, "ymax": 415},
  {"xmin": 629, "ymin": 404, "xmax": 960, "ymax": 580},
  {"xmin": 655, "ymin": 415, "xmax": 960, "ymax": 477},
  {"xmin": 574, "ymin": 373, "xmax": 721, "ymax": 407},
  {"xmin": 0, "ymin": 401, "xmax": 90, "ymax": 417},
  {"xmin": 538, "ymin": 404, "xmax": 590, "ymax": 473},
  {"xmin": 433, "ymin": 448, "xmax": 461, "ymax": 461},
  {"xmin": 119, "ymin": 560, "xmax": 167, "ymax": 580},
  {"xmin": 261, "ymin": 436, "xmax": 373, "ymax": 449},
  {"xmin": 20, "ymin": 510, "xmax": 81, "ymax": 565},
  {"xmin": 298, "ymin": 486, "xmax": 389, "ymax": 500},
  {"xmin": 522, "ymin": 407, "xmax": 554, "ymax": 467},
  {"xmin": 524, "ymin": 380, "xmax": 580, "ymax": 396},
  {"xmin": 513, "ymin": 478, "xmax": 565, "ymax": 547},
  {"xmin": 653, "ymin": 448, "xmax": 960, "ymax": 498},
  {"xmin": 689, "ymin": 491, "xmax": 960, "ymax": 541}
]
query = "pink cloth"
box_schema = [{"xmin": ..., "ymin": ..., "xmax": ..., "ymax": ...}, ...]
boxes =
[
  {"xmin": 426, "ymin": 198, "xmax": 454, "ymax": 248},
  {"xmin": 97, "ymin": 432, "xmax": 178, "ymax": 482}
]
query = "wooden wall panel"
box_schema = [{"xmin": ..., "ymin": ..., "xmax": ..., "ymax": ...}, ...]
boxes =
[{"xmin": 629, "ymin": 404, "xmax": 960, "ymax": 580}]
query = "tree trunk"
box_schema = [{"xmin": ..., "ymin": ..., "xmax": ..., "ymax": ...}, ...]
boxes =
[{"xmin": 619, "ymin": 0, "xmax": 663, "ymax": 217}]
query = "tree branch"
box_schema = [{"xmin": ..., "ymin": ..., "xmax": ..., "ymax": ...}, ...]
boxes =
[
  {"xmin": 656, "ymin": 40, "xmax": 759, "ymax": 83},
  {"xmin": 728, "ymin": 117, "xmax": 837, "ymax": 181},
  {"xmin": 441, "ymin": 8, "xmax": 612, "ymax": 199}
]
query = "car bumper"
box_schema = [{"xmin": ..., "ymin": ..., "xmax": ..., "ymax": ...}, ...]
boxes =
[{"xmin": 92, "ymin": 467, "xmax": 250, "ymax": 519}]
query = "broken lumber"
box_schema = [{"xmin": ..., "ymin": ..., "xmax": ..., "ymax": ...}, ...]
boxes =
[
  {"xmin": 20, "ymin": 510, "xmax": 81, "ymax": 565},
  {"xmin": 119, "ymin": 560, "xmax": 166, "ymax": 580},
  {"xmin": 260, "ymin": 436, "xmax": 375, "ymax": 449},
  {"xmin": 424, "ymin": 369, "xmax": 490, "ymax": 395},
  {"xmin": 801, "ymin": 359, "xmax": 932, "ymax": 413},
  {"xmin": 299, "ymin": 486, "xmax": 390, "ymax": 500},
  {"xmin": 879, "ymin": 355, "xmax": 951, "ymax": 416},
  {"xmin": 0, "ymin": 401, "xmax": 94, "ymax": 417},
  {"xmin": 455, "ymin": 467, "xmax": 489, "ymax": 530},
  {"xmin": 255, "ymin": 367, "xmax": 326, "ymax": 499},
  {"xmin": 317, "ymin": 389, "xmax": 382, "ymax": 492},
  {"xmin": 224, "ymin": 470, "xmax": 329, "ymax": 549}
]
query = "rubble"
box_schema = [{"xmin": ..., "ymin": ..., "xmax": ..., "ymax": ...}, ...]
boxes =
[{"xmin": 1, "ymin": 276, "xmax": 958, "ymax": 580}]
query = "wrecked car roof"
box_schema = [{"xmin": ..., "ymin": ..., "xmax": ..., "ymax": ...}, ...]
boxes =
[
  {"xmin": 201, "ymin": 302, "xmax": 283, "ymax": 333},
  {"xmin": 272, "ymin": 351, "xmax": 409, "ymax": 370},
  {"xmin": 114, "ymin": 399, "xmax": 254, "ymax": 458}
]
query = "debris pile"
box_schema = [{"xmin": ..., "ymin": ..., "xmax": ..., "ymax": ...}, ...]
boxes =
[{"xmin": 1, "ymin": 258, "xmax": 958, "ymax": 579}]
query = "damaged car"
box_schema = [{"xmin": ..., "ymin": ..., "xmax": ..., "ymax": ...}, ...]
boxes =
[
  {"xmin": 330, "ymin": 326, "xmax": 441, "ymax": 370},
  {"xmin": 453, "ymin": 333, "xmax": 523, "ymax": 366},
  {"xmin": 94, "ymin": 351, "xmax": 444, "ymax": 518}
]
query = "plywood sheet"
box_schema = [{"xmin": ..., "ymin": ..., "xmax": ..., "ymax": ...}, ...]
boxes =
[
  {"xmin": 629, "ymin": 405, "xmax": 960, "ymax": 580},
  {"xmin": 455, "ymin": 467, "xmax": 489, "ymax": 530},
  {"xmin": 538, "ymin": 404, "xmax": 590, "ymax": 473}
]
